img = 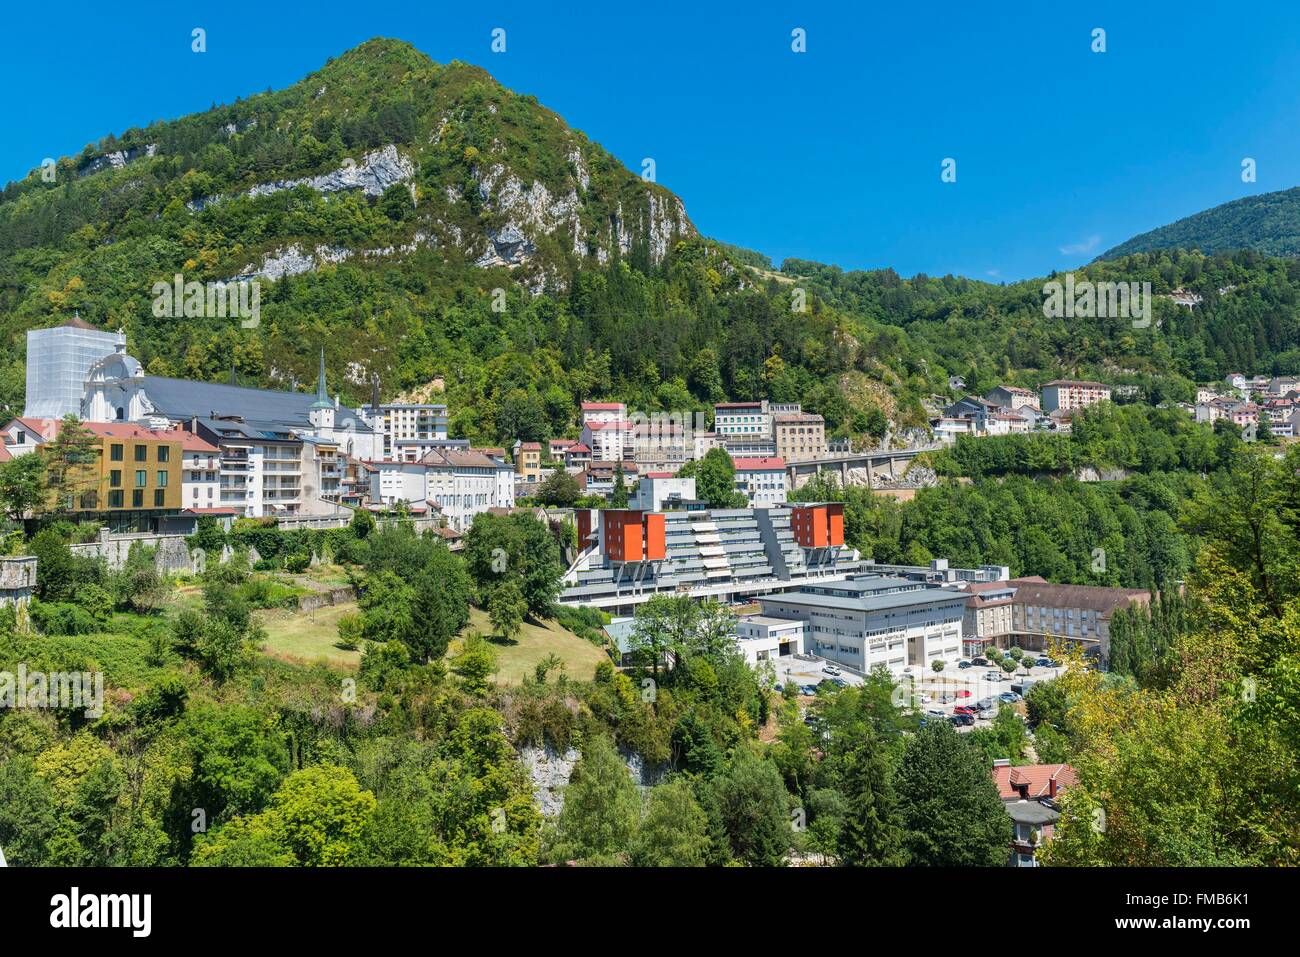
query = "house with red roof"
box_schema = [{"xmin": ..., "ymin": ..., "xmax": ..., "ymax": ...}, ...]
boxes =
[
  {"xmin": 732, "ymin": 456, "xmax": 787, "ymax": 507},
  {"xmin": 992, "ymin": 760, "xmax": 1079, "ymax": 867}
]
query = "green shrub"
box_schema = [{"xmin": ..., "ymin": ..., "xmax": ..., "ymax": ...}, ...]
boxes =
[
  {"xmin": 336, "ymin": 612, "xmax": 364, "ymax": 651},
  {"xmin": 30, "ymin": 601, "xmax": 99, "ymax": 636}
]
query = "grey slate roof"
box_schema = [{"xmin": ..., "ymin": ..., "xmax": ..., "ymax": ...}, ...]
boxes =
[
  {"xmin": 142, "ymin": 376, "xmax": 374, "ymax": 434},
  {"xmin": 1004, "ymin": 800, "xmax": 1061, "ymax": 825},
  {"xmin": 761, "ymin": 579, "xmax": 967, "ymax": 614}
]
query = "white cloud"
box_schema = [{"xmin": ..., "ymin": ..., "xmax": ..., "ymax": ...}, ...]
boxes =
[{"xmin": 1059, "ymin": 234, "xmax": 1102, "ymax": 256}]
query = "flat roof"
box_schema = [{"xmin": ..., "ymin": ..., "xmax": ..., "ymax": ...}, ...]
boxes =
[
  {"xmin": 741, "ymin": 615, "xmax": 807, "ymax": 628},
  {"xmin": 761, "ymin": 583, "xmax": 966, "ymax": 614}
]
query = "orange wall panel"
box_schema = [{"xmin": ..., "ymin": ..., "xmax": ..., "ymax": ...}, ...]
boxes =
[
  {"xmin": 827, "ymin": 504, "xmax": 845, "ymax": 546},
  {"xmin": 644, "ymin": 513, "xmax": 666, "ymax": 560}
]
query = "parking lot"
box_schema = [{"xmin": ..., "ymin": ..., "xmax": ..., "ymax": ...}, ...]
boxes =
[
  {"xmin": 771, "ymin": 653, "xmax": 1064, "ymax": 732},
  {"xmin": 770, "ymin": 654, "xmax": 865, "ymax": 691},
  {"xmin": 897, "ymin": 658, "xmax": 1065, "ymax": 730}
]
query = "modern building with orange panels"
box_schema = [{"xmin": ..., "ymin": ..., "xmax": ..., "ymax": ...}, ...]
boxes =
[{"xmin": 562, "ymin": 503, "xmax": 859, "ymax": 614}]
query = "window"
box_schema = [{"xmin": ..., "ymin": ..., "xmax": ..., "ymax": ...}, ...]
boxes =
[
  {"xmin": 110, "ymin": 470, "xmax": 121, "ymax": 488},
  {"xmin": 134, "ymin": 445, "xmax": 147, "ymax": 462},
  {"xmin": 135, "ymin": 470, "xmax": 147, "ymax": 488},
  {"xmin": 109, "ymin": 490, "xmax": 124, "ymax": 508},
  {"xmin": 156, "ymin": 471, "xmax": 168, "ymax": 487},
  {"xmin": 132, "ymin": 490, "xmax": 144, "ymax": 508},
  {"xmin": 110, "ymin": 444, "xmax": 124, "ymax": 462},
  {"xmin": 154, "ymin": 489, "xmax": 165, "ymax": 507},
  {"xmin": 157, "ymin": 446, "xmax": 170, "ymax": 463}
]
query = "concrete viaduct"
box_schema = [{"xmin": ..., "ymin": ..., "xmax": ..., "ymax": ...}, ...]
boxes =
[{"xmin": 785, "ymin": 446, "xmax": 940, "ymax": 491}]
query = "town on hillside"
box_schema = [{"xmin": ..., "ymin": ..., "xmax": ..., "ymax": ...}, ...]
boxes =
[{"xmin": 4, "ymin": 313, "xmax": 1285, "ymax": 874}]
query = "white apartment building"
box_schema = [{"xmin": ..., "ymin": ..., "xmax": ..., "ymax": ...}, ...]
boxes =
[
  {"xmin": 758, "ymin": 576, "xmax": 966, "ymax": 675},
  {"xmin": 424, "ymin": 448, "xmax": 515, "ymax": 531},
  {"xmin": 933, "ymin": 416, "xmax": 977, "ymax": 445},
  {"xmin": 733, "ymin": 456, "xmax": 788, "ymax": 507},
  {"xmin": 714, "ymin": 400, "xmax": 772, "ymax": 441},
  {"xmin": 986, "ymin": 413, "xmax": 1031, "ymax": 436},
  {"xmin": 368, "ymin": 460, "xmax": 430, "ymax": 508},
  {"xmin": 580, "ymin": 401, "xmax": 627, "ymax": 426},
  {"xmin": 179, "ymin": 431, "xmax": 221, "ymax": 512},
  {"xmin": 582, "ymin": 419, "xmax": 634, "ymax": 462},
  {"xmin": 359, "ymin": 403, "xmax": 448, "ymax": 461},
  {"xmin": 1040, "ymin": 380, "xmax": 1111, "ymax": 413}
]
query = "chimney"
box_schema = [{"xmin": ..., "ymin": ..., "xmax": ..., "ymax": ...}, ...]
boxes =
[{"xmin": 1049, "ymin": 771, "xmax": 1058, "ymax": 799}]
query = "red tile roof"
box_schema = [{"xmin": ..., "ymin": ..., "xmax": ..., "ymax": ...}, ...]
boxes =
[
  {"xmin": 992, "ymin": 763, "xmax": 1078, "ymax": 801},
  {"xmin": 174, "ymin": 431, "xmax": 221, "ymax": 453},
  {"xmin": 581, "ymin": 402, "xmax": 625, "ymax": 411},
  {"xmin": 6, "ymin": 417, "xmax": 62, "ymax": 440},
  {"xmin": 732, "ymin": 456, "xmax": 786, "ymax": 470}
]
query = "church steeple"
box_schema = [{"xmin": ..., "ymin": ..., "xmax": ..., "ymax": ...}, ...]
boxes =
[
  {"xmin": 308, "ymin": 347, "xmax": 335, "ymax": 430},
  {"xmin": 311, "ymin": 347, "xmax": 331, "ymax": 410}
]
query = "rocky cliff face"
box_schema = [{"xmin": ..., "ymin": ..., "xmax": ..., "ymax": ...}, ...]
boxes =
[
  {"xmin": 77, "ymin": 144, "xmax": 157, "ymax": 177},
  {"xmin": 520, "ymin": 744, "xmax": 667, "ymax": 817},
  {"xmin": 24, "ymin": 39, "xmax": 701, "ymax": 307}
]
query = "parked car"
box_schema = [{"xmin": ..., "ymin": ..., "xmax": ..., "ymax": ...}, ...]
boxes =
[
  {"xmin": 925, "ymin": 708, "xmax": 946, "ymax": 718},
  {"xmin": 998, "ymin": 691, "xmax": 1022, "ymax": 704},
  {"xmin": 829, "ymin": 677, "xmax": 849, "ymax": 688},
  {"xmin": 823, "ymin": 665, "xmax": 842, "ymax": 676},
  {"xmin": 971, "ymin": 657, "xmax": 990, "ymax": 667},
  {"xmin": 957, "ymin": 659, "xmax": 973, "ymax": 669},
  {"xmin": 953, "ymin": 705, "xmax": 977, "ymax": 716},
  {"xmin": 977, "ymin": 707, "xmax": 997, "ymax": 720},
  {"xmin": 1035, "ymin": 657, "xmax": 1056, "ymax": 667},
  {"xmin": 949, "ymin": 713, "xmax": 975, "ymax": 727},
  {"xmin": 984, "ymin": 671, "xmax": 1004, "ymax": 682},
  {"xmin": 977, "ymin": 697, "xmax": 997, "ymax": 710},
  {"xmin": 799, "ymin": 685, "xmax": 819, "ymax": 696}
]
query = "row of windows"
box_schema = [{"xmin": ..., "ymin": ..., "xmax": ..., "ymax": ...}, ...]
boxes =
[
  {"xmin": 108, "ymin": 469, "xmax": 169, "ymax": 488},
  {"xmin": 109, "ymin": 444, "xmax": 170, "ymax": 463},
  {"xmin": 80, "ymin": 489, "xmax": 168, "ymax": 509}
]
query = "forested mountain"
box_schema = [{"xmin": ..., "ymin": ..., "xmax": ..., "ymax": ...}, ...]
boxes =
[
  {"xmin": 1099, "ymin": 186, "xmax": 1300, "ymax": 260},
  {"xmin": 3, "ymin": 37, "xmax": 1300, "ymax": 447}
]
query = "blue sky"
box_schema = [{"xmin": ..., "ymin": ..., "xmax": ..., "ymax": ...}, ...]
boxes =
[{"xmin": 4, "ymin": 0, "xmax": 1299, "ymax": 281}]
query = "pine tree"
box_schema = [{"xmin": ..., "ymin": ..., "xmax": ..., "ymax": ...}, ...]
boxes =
[
  {"xmin": 895, "ymin": 722, "xmax": 1011, "ymax": 867},
  {"xmin": 837, "ymin": 726, "xmax": 907, "ymax": 866},
  {"xmin": 610, "ymin": 463, "xmax": 629, "ymax": 508}
]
